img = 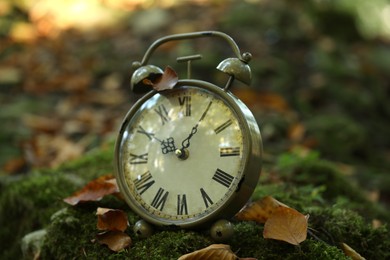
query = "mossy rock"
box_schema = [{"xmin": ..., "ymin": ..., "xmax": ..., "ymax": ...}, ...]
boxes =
[{"xmin": 0, "ymin": 147, "xmax": 389, "ymax": 259}]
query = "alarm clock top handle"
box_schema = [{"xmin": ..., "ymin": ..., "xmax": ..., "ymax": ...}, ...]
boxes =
[
  {"xmin": 131, "ymin": 31, "xmax": 252, "ymax": 93},
  {"xmin": 138, "ymin": 31, "xmax": 250, "ymax": 66}
]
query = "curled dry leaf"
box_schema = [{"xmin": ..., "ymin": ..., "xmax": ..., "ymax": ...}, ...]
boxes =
[
  {"xmin": 63, "ymin": 175, "xmax": 119, "ymax": 205},
  {"xmin": 96, "ymin": 207, "xmax": 128, "ymax": 232},
  {"xmin": 178, "ymin": 244, "xmax": 246, "ymax": 260},
  {"xmin": 235, "ymin": 196, "xmax": 289, "ymax": 223},
  {"xmin": 263, "ymin": 206, "xmax": 308, "ymax": 246},
  {"xmin": 340, "ymin": 243, "xmax": 366, "ymax": 260},
  {"xmin": 96, "ymin": 231, "xmax": 131, "ymax": 252},
  {"xmin": 142, "ymin": 66, "xmax": 178, "ymax": 91}
]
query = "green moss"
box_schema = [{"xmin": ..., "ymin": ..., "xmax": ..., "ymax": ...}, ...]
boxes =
[
  {"xmin": 308, "ymin": 207, "xmax": 390, "ymax": 260},
  {"xmin": 0, "ymin": 148, "xmax": 114, "ymax": 259},
  {"xmin": 40, "ymin": 205, "xmax": 350, "ymax": 260},
  {"xmin": 274, "ymin": 151, "xmax": 389, "ymax": 221},
  {"xmin": 129, "ymin": 230, "xmax": 212, "ymax": 259},
  {"xmin": 0, "ymin": 173, "xmax": 79, "ymax": 259},
  {"xmin": 1, "ymin": 146, "xmax": 389, "ymax": 259},
  {"xmin": 41, "ymin": 206, "xmax": 129, "ymax": 259},
  {"xmin": 305, "ymin": 114, "xmax": 366, "ymax": 161}
]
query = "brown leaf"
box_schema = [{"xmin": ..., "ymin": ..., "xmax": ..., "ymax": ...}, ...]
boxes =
[
  {"xmin": 23, "ymin": 114, "xmax": 62, "ymax": 134},
  {"xmin": 178, "ymin": 244, "xmax": 240, "ymax": 260},
  {"xmin": 96, "ymin": 208, "xmax": 128, "ymax": 232},
  {"xmin": 233, "ymin": 88, "xmax": 290, "ymax": 113},
  {"xmin": 23, "ymin": 135, "xmax": 85, "ymax": 168},
  {"xmin": 96, "ymin": 231, "xmax": 131, "ymax": 252},
  {"xmin": 263, "ymin": 206, "xmax": 308, "ymax": 245},
  {"xmin": 2, "ymin": 157, "xmax": 27, "ymax": 174},
  {"xmin": 63, "ymin": 175, "xmax": 119, "ymax": 205},
  {"xmin": 143, "ymin": 66, "xmax": 178, "ymax": 91},
  {"xmin": 340, "ymin": 243, "xmax": 366, "ymax": 260},
  {"xmin": 288, "ymin": 122, "xmax": 306, "ymax": 142},
  {"xmin": 235, "ymin": 196, "xmax": 289, "ymax": 223}
]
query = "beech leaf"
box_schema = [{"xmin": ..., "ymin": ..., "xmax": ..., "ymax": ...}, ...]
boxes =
[
  {"xmin": 263, "ymin": 206, "xmax": 308, "ymax": 245},
  {"xmin": 142, "ymin": 66, "xmax": 178, "ymax": 91},
  {"xmin": 63, "ymin": 175, "xmax": 119, "ymax": 205},
  {"xmin": 96, "ymin": 208, "xmax": 129, "ymax": 232},
  {"xmin": 96, "ymin": 231, "xmax": 131, "ymax": 252},
  {"xmin": 340, "ymin": 243, "xmax": 366, "ymax": 260},
  {"xmin": 178, "ymin": 244, "xmax": 253, "ymax": 260},
  {"xmin": 235, "ymin": 196, "xmax": 289, "ymax": 223}
]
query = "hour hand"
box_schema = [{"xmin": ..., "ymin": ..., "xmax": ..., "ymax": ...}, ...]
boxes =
[{"xmin": 160, "ymin": 137, "xmax": 177, "ymax": 154}]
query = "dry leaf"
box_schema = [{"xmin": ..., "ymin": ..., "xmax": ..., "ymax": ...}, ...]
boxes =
[
  {"xmin": 263, "ymin": 206, "xmax": 308, "ymax": 245},
  {"xmin": 143, "ymin": 66, "xmax": 178, "ymax": 91},
  {"xmin": 96, "ymin": 231, "xmax": 131, "ymax": 252},
  {"xmin": 23, "ymin": 135, "xmax": 85, "ymax": 168},
  {"xmin": 2, "ymin": 157, "xmax": 27, "ymax": 174},
  {"xmin": 235, "ymin": 196, "xmax": 289, "ymax": 223},
  {"xmin": 340, "ymin": 243, "xmax": 366, "ymax": 260},
  {"xmin": 288, "ymin": 122, "xmax": 306, "ymax": 142},
  {"xmin": 372, "ymin": 219, "xmax": 382, "ymax": 229},
  {"xmin": 63, "ymin": 175, "xmax": 119, "ymax": 205},
  {"xmin": 178, "ymin": 244, "xmax": 240, "ymax": 260},
  {"xmin": 233, "ymin": 88, "xmax": 290, "ymax": 113},
  {"xmin": 96, "ymin": 208, "xmax": 128, "ymax": 232}
]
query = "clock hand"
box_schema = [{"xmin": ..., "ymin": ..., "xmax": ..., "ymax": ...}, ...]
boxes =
[
  {"xmin": 176, "ymin": 101, "xmax": 213, "ymax": 160},
  {"xmin": 180, "ymin": 124, "xmax": 198, "ymax": 149},
  {"xmin": 160, "ymin": 137, "xmax": 177, "ymax": 154},
  {"xmin": 180, "ymin": 101, "xmax": 212, "ymax": 149}
]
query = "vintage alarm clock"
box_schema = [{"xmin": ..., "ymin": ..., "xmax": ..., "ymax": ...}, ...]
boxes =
[{"xmin": 114, "ymin": 31, "xmax": 262, "ymax": 240}]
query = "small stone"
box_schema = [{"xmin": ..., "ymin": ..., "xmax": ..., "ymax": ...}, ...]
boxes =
[{"xmin": 21, "ymin": 229, "xmax": 47, "ymax": 260}]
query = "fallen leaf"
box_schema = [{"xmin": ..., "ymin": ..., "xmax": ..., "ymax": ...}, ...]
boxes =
[
  {"xmin": 3, "ymin": 157, "xmax": 27, "ymax": 174},
  {"xmin": 96, "ymin": 231, "xmax": 131, "ymax": 252},
  {"xmin": 233, "ymin": 88, "xmax": 290, "ymax": 113},
  {"xmin": 288, "ymin": 122, "xmax": 306, "ymax": 142},
  {"xmin": 23, "ymin": 114, "xmax": 63, "ymax": 134},
  {"xmin": 178, "ymin": 244, "xmax": 246, "ymax": 260},
  {"xmin": 63, "ymin": 175, "xmax": 119, "ymax": 205},
  {"xmin": 340, "ymin": 243, "xmax": 366, "ymax": 260},
  {"xmin": 23, "ymin": 135, "xmax": 85, "ymax": 168},
  {"xmin": 372, "ymin": 219, "xmax": 382, "ymax": 229},
  {"xmin": 263, "ymin": 206, "xmax": 308, "ymax": 245},
  {"xmin": 96, "ymin": 208, "xmax": 128, "ymax": 232},
  {"xmin": 235, "ymin": 196, "xmax": 289, "ymax": 223},
  {"xmin": 143, "ymin": 66, "xmax": 178, "ymax": 91}
]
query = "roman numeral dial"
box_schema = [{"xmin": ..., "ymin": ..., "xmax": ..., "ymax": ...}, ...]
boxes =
[{"xmin": 120, "ymin": 86, "xmax": 247, "ymax": 222}]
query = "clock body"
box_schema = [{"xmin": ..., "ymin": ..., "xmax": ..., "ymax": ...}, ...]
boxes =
[{"xmin": 115, "ymin": 79, "xmax": 262, "ymax": 229}]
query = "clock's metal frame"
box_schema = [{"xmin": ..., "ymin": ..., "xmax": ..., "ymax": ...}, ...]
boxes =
[{"xmin": 114, "ymin": 79, "xmax": 262, "ymax": 229}]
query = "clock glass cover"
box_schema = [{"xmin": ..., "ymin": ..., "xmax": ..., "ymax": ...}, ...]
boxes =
[{"xmin": 115, "ymin": 82, "xmax": 258, "ymax": 228}]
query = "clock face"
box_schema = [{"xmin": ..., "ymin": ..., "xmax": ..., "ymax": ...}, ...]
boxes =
[{"xmin": 116, "ymin": 84, "xmax": 255, "ymax": 227}]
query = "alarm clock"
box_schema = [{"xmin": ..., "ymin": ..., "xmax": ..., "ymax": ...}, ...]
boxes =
[{"xmin": 114, "ymin": 31, "xmax": 262, "ymax": 240}]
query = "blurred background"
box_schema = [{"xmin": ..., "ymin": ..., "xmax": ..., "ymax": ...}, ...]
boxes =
[{"xmin": 1, "ymin": 0, "xmax": 389, "ymax": 207}]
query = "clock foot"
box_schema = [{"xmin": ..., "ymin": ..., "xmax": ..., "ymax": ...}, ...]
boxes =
[
  {"xmin": 133, "ymin": 220, "xmax": 154, "ymax": 238},
  {"xmin": 210, "ymin": 219, "xmax": 234, "ymax": 242}
]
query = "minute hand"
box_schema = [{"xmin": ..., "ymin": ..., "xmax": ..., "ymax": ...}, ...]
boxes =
[{"xmin": 180, "ymin": 101, "xmax": 213, "ymax": 149}]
